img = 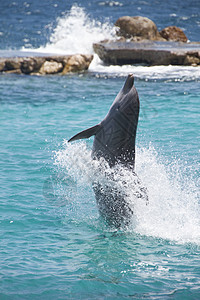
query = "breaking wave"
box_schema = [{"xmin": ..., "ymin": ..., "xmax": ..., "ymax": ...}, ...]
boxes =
[{"xmin": 29, "ymin": 5, "xmax": 116, "ymax": 55}]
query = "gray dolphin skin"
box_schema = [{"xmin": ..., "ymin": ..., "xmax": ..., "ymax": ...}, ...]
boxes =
[{"xmin": 68, "ymin": 74, "xmax": 147, "ymax": 227}]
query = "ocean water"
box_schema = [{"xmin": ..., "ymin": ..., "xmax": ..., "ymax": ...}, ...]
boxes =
[{"xmin": 0, "ymin": 1, "xmax": 200, "ymax": 299}]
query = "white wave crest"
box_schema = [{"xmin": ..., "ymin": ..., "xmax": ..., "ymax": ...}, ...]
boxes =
[
  {"xmin": 35, "ymin": 5, "xmax": 116, "ymax": 55},
  {"xmin": 90, "ymin": 55, "xmax": 200, "ymax": 81},
  {"xmin": 54, "ymin": 140, "xmax": 200, "ymax": 244}
]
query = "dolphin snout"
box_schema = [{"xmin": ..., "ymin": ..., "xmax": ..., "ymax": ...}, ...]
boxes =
[{"xmin": 123, "ymin": 74, "xmax": 134, "ymax": 92}]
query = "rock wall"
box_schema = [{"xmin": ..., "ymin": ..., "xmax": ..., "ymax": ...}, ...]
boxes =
[
  {"xmin": 0, "ymin": 54, "xmax": 93, "ymax": 75},
  {"xmin": 93, "ymin": 41, "xmax": 200, "ymax": 66}
]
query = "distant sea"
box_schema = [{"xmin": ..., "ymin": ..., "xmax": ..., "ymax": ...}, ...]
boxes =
[{"xmin": 0, "ymin": 1, "xmax": 200, "ymax": 299}]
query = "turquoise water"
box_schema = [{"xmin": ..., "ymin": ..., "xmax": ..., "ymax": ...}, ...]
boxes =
[
  {"xmin": 1, "ymin": 1, "xmax": 200, "ymax": 298},
  {"xmin": 1, "ymin": 73, "xmax": 199, "ymax": 299}
]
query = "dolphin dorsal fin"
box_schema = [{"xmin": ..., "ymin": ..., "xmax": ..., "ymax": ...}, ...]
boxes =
[{"xmin": 68, "ymin": 124, "xmax": 101, "ymax": 143}]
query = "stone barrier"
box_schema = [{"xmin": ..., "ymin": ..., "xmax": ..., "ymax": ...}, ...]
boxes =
[
  {"xmin": 0, "ymin": 54, "xmax": 93, "ymax": 75},
  {"xmin": 93, "ymin": 41, "xmax": 200, "ymax": 66}
]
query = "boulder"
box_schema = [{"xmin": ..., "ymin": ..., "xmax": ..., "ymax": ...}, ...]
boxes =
[
  {"xmin": 62, "ymin": 54, "xmax": 93, "ymax": 74},
  {"xmin": 21, "ymin": 57, "xmax": 45, "ymax": 74},
  {"xmin": 160, "ymin": 26, "xmax": 188, "ymax": 42},
  {"xmin": 39, "ymin": 60, "xmax": 63, "ymax": 75},
  {"xmin": 115, "ymin": 16, "xmax": 163, "ymax": 41},
  {"xmin": 184, "ymin": 54, "xmax": 200, "ymax": 66},
  {"xmin": 5, "ymin": 58, "xmax": 22, "ymax": 70},
  {"xmin": 0, "ymin": 59, "xmax": 5, "ymax": 72},
  {"xmin": 4, "ymin": 69, "xmax": 22, "ymax": 74}
]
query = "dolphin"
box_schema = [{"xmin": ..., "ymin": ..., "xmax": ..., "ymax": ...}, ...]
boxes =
[{"xmin": 68, "ymin": 74, "xmax": 148, "ymax": 227}]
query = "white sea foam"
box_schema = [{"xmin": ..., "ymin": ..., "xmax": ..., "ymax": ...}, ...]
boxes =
[
  {"xmin": 25, "ymin": 5, "xmax": 115, "ymax": 55},
  {"xmin": 134, "ymin": 147, "xmax": 200, "ymax": 244},
  {"xmin": 99, "ymin": 1, "xmax": 123, "ymax": 7},
  {"xmin": 54, "ymin": 141, "xmax": 200, "ymax": 244},
  {"xmin": 90, "ymin": 55, "xmax": 200, "ymax": 81}
]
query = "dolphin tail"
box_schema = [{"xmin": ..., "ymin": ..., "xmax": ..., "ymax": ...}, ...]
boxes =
[{"xmin": 68, "ymin": 124, "xmax": 101, "ymax": 142}]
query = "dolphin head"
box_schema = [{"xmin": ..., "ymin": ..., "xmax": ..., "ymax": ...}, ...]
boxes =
[
  {"xmin": 93, "ymin": 74, "xmax": 140, "ymax": 167},
  {"xmin": 122, "ymin": 73, "xmax": 135, "ymax": 93},
  {"xmin": 68, "ymin": 74, "xmax": 140, "ymax": 168},
  {"xmin": 107, "ymin": 74, "xmax": 139, "ymax": 121}
]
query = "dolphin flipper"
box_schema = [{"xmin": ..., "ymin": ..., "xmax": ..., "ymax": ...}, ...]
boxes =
[{"xmin": 68, "ymin": 124, "xmax": 101, "ymax": 142}]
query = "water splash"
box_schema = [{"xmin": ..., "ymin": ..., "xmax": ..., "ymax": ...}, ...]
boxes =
[
  {"xmin": 34, "ymin": 5, "xmax": 116, "ymax": 55},
  {"xmin": 90, "ymin": 56, "xmax": 200, "ymax": 81},
  {"xmin": 134, "ymin": 147, "xmax": 200, "ymax": 243},
  {"xmin": 54, "ymin": 140, "xmax": 200, "ymax": 244}
]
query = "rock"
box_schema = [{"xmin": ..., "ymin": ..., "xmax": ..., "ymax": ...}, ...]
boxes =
[
  {"xmin": 21, "ymin": 57, "xmax": 45, "ymax": 74},
  {"xmin": 0, "ymin": 57, "xmax": 22, "ymax": 73},
  {"xmin": 5, "ymin": 58, "xmax": 22, "ymax": 70},
  {"xmin": 39, "ymin": 60, "xmax": 63, "ymax": 75},
  {"xmin": 93, "ymin": 41, "xmax": 200, "ymax": 66},
  {"xmin": 0, "ymin": 59, "xmax": 5, "ymax": 72},
  {"xmin": 184, "ymin": 54, "xmax": 200, "ymax": 66},
  {"xmin": 160, "ymin": 26, "xmax": 188, "ymax": 42},
  {"xmin": 0, "ymin": 54, "xmax": 94, "ymax": 75},
  {"xmin": 115, "ymin": 16, "xmax": 164, "ymax": 41},
  {"xmin": 4, "ymin": 69, "xmax": 22, "ymax": 74},
  {"xmin": 62, "ymin": 54, "xmax": 93, "ymax": 74}
]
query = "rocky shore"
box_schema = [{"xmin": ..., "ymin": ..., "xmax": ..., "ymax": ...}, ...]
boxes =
[
  {"xmin": 0, "ymin": 54, "xmax": 93, "ymax": 75},
  {"xmin": 1, "ymin": 16, "xmax": 200, "ymax": 74},
  {"xmin": 93, "ymin": 16, "xmax": 200, "ymax": 66}
]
